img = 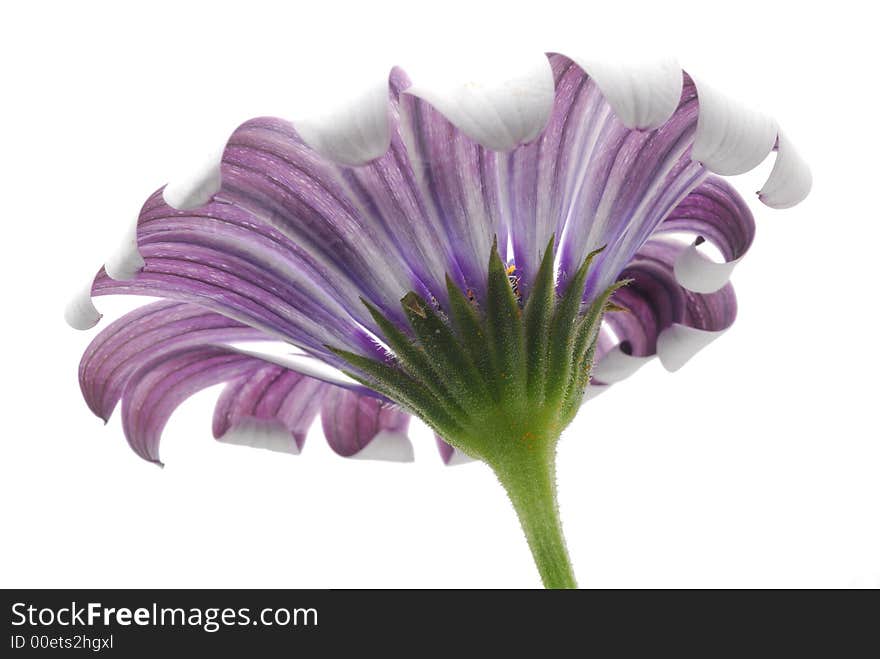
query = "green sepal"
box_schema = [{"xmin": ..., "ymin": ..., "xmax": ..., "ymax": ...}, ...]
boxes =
[
  {"xmin": 400, "ymin": 291, "xmax": 489, "ymax": 404},
  {"xmin": 558, "ymin": 278, "xmax": 631, "ymax": 419},
  {"xmin": 486, "ymin": 237, "xmax": 526, "ymax": 403},
  {"xmin": 545, "ymin": 246, "xmax": 605, "ymax": 404},
  {"xmin": 326, "ymin": 346, "xmax": 464, "ymax": 438},
  {"xmin": 444, "ymin": 273, "xmax": 492, "ymax": 379},
  {"xmin": 522, "ymin": 235, "xmax": 556, "ymax": 401},
  {"xmin": 360, "ymin": 297, "xmax": 454, "ymax": 404}
]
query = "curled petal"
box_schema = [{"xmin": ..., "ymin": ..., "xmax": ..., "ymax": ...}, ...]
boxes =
[
  {"xmin": 759, "ymin": 131, "xmax": 813, "ymax": 209},
  {"xmin": 79, "ymin": 301, "xmax": 263, "ymax": 422},
  {"xmin": 691, "ymin": 75, "xmax": 779, "ymax": 175},
  {"xmin": 89, "ymin": 190, "xmax": 384, "ymax": 369},
  {"xmin": 163, "ymin": 144, "xmax": 224, "ymax": 211},
  {"xmin": 595, "ymin": 239, "xmax": 737, "ymax": 384},
  {"xmin": 320, "ymin": 387, "xmax": 412, "ymax": 461},
  {"xmin": 404, "ymin": 51, "xmax": 555, "ymax": 150},
  {"xmin": 658, "ymin": 176, "xmax": 755, "ymax": 293},
  {"xmin": 295, "ymin": 72, "xmax": 393, "ymax": 165},
  {"xmin": 65, "ymin": 280, "xmax": 102, "ymax": 330},
  {"xmin": 564, "ymin": 55, "xmax": 683, "ymax": 130},
  {"xmin": 590, "ymin": 346, "xmax": 653, "ymax": 384},
  {"xmin": 213, "ymin": 365, "xmax": 327, "ymax": 453},
  {"xmin": 104, "ymin": 216, "xmax": 145, "ymax": 281},
  {"xmin": 121, "ymin": 346, "xmax": 262, "ymax": 465}
]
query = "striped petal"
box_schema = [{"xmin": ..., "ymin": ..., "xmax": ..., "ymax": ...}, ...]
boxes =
[
  {"xmin": 213, "ymin": 365, "xmax": 328, "ymax": 454},
  {"xmin": 593, "ymin": 239, "xmax": 737, "ymax": 386},
  {"xmin": 87, "ymin": 191, "xmax": 382, "ymax": 370},
  {"xmin": 79, "ymin": 300, "xmax": 264, "ymax": 422},
  {"xmin": 656, "ymin": 176, "xmax": 755, "ymax": 294},
  {"xmin": 320, "ymin": 387, "xmax": 413, "ymax": 461},
  {"xmin": 121, "ymin": 346, "xmax": 262, "ymax": 465},
  {"xmin": 499, "ymin": 55, "xmax": 707, "ymax": 300},
  {"xmin": 218, "ymin": 116, "xmax": 418, "ymax": 326}
]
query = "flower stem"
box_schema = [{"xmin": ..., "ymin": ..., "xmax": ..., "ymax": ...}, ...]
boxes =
[{"xmin": 494, "ymin": 448, "xmax": 577, "ymax": 589}]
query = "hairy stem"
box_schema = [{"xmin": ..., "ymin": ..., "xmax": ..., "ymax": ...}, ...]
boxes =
[{"xmin": 493, "ymin": 445, "xmax": 577, "ymax": 589}]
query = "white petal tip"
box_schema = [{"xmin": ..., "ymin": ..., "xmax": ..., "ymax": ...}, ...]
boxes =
[
  {"xmin": 295, "ymin": 77, "xmax": 391, "ymax": 166},
  {"xmin": 404, "ymin": 52, "xmax": 554, "ymax": 150},
  {"xmin": 591, "ymin": 347, "xmax": 653, "ymax": 383},
  {"xmin": 350, "ymin": 431, "xmax": 414, "ymax": 463},
  {"xmin": 673, "ymin": 241, "xmax": 739, "ymax": 294},
  {"xmin": 566, "ymin": 55, "xmax": 683, "ymax": 130},
  {"xmin": 691, "ymin": 76, "xmax": 778, "ymax": 176},
  {"xmin": 104, "ymin": 217, "xmax": 145, "ymax": 281},
  {"xmin": 445, "ymin": 448, "xmax": 475, "ymax": 466},
  {"xmin": 657, "ymin": 324, "xmax": 725, "ymax": 372},
  {"xmin": 65, "ymin": 284, "xmax": 101, "ymax": 330},
  {"xmin": 163, "ymin": 149, "xmax": 223, "ymax": 211},
  {"xmin": 758, "ymin": 132, "xmax": 812, "ymax": 209},
  {"xmin": 216, "ymin": 418, "xmax": 302, "ymax": 455}
]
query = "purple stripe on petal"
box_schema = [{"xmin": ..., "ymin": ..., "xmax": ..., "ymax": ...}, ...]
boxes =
[
  {"xmin": 218, "ymin": 117, "xmax": 417, "ymax": 326},
  {"xmin": 398, "ymin": 93, "xmax": 505, "ymax": 301},
  {"xmin": 120, "ymin": 346, "xmax": 263, "ymax": 465},
  {"xmin": 213, "ymin": 365, "xmax": 328, "ymax": 452},
  {"xmin": 79, "ymin": 301, "xmax": 265, "ymax": 422},
  {"xmin": 653, "ymin": 176, "xmax": 755, "ymax": 293},
  {"xmin": 596, "ymin": 239, "xmax": 736, "ymax": 374},
  {"xmin": 320, "ymin": 387, "xmax": 411, "ymax": 460}
]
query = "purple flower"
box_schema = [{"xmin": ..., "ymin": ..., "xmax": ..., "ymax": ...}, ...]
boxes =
[{"xmin": 68, "ymin": 52, "xmax": 810, "ymax": 587}]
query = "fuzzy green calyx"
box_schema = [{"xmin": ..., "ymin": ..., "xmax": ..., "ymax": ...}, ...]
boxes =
[{"xmin": 329, "ymin": 238, "xmax": 626, "ymax": 588}]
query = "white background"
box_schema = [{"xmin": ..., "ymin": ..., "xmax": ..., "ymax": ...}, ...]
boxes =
[{"xmin": 1, "ymin": 0, "xmax": 878, "ymax": 588}]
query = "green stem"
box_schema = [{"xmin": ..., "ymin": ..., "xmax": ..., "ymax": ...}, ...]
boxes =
[{"xmin": 494, "ymin": 448, "xmax": 577, "ymax": 589}]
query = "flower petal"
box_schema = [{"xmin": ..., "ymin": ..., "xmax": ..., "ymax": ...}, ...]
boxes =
[
  {"xmin": 79, "ymin": 300, "xmax": 264, "ymax": 422},
  {"xmin": 121, "ymin": 346, "xmax": 263, "ymax": 465},
  {"xmin": 213, "ymin": 364, "xmax": 327, "ymax": 453},
  {"xmin": 655, "ymin": 176, "xmax": 756, "ymax": 294},
  {"xmin": 403, "ymin": 51, "xmax": 555, "ymax": 150},
  {"xmin": 691, "ymin": 76, "xmax": 778, "ymax": 176},
  {"xmin": 294, "ymin": 73, "xmax": 393, "ymax": 165},
  {"xmin": 324, "ymin": 68, "xmax": 460, "ymax": 303},
  {"xmin": 104, "ymin": 215, "xmax": 145, "ymax": 281},
  {"xmin": 163, "ymin": 144, "xmax": 225, "ymax": 211},
  {"xmin": 758, "ymin": 131, "xmax": 813, "ymax": 209},
  {"xmin": 65, "ymin": 280, "xmax": 102, "ymax": 330},
  {"xmin": 397, "ymin": 90, "xmax": 506, "ymax": 299},
  {"xmin": 434, "ymin": 435, "xmax": 475, "ymax": 466},
  {"xmin": 218, "ymin": 116, "xmax": 417, "ymax": 325},
  {"xmin": 87, "ymin": 190, "xmax": 383, "ymax": 368},
  {"xmin": 320, "ymin": 387, "xmax": 412, "ymax": 461},
  {"xmin": 563, "ymin": 55, "xmax": 683, "ymax": 130},
  {"xmin": 500, "ymin": 54, "xmax": 707, "ymax": 298},
  {"xmin": 595, "ymin": 239, "xmax": 737, "ymax": 383}
]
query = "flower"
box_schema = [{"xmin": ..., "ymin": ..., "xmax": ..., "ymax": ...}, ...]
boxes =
[{"xmin": 67, "ymin": 52, "xmax": 810, "ymax": 587}]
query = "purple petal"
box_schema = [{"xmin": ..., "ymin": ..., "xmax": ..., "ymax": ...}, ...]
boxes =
[
  {"xmin": 79, "ymin": 301, "xmax": 265, "ymax": 422},
  {"xmin": 320, "ymin": 387, "xmax": 412, "ymax": 461},
  {"xmin": 328, "ymin": 69, "xmax": 460, "ymax": 305},
  {"xmin": 90, "ymin": 191, "xmax": 383, "ymax": 369},
  {"xmin": 213, "ymin": 365, "xmax": 328, "ymax": 453},
  {"xmin": 593, "ymin": 238, "xmax": 736, "ymax": 383},
  {"xmin": 434, "ymin": 434, "xmax": 475, "ymax": 466},
  {"xmin": 121, "ymin": 346, "xmax": 262, "ymax": 464},
  {"xmin": 218, "ymin": 116, "xmax": 417, "ymax": 326},
  {"xmin": 499, "ymin": 55, "xmax": 707, "ymax": 299},
  {"xmin": 397, "ymin": 91, "xmax": 505, "ymax": 302},
  {"xmin": 654, "ymin": 176, "xmax": 755, "ymax": 293}
]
